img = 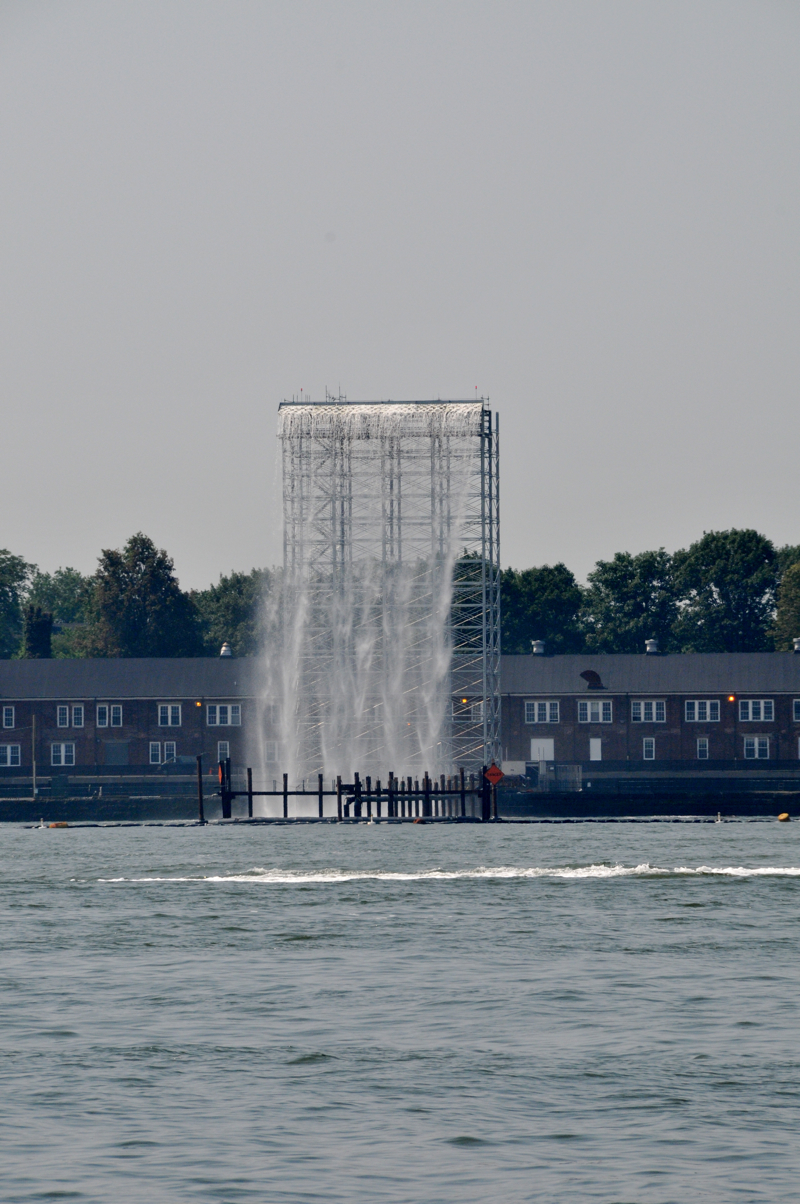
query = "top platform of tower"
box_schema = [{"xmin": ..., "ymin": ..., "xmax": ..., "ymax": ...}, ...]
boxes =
[{"xmin": 278, "ymin": 398, "xmax": 489, "ymax": 407}]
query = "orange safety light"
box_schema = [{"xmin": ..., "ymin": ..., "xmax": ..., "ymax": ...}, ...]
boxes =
[
  {"xmin": 728, "ymin": 695, "xmax": 736, "ymax": 702},
  {"xmin": 195, "ymin": 701, "xmax": 202, "ymax": 707},
  {"xmin": 461, "ymin": 698, "xmax": 468, "ymax": 704}
]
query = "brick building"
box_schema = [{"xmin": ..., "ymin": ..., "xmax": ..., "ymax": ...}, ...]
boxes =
[
  {"xmin": 500, "ymin": 651, "xmax": 800, "ymax": 774},
  {"xmin": 0, "ymin": 658, "xmax": 269, "ymax": 780}
]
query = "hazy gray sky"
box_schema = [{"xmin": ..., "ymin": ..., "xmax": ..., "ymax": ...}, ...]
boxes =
[{"xmin": 2, "ymin": 1, "xmax": 798, "ymax": 589}]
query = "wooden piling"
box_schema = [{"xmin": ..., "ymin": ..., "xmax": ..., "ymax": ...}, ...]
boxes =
[
  {"xmin": 336, "ymin": 775, "xmax": 342, "ymax": 820},
  {"xmin": 247, "ymin": 767, "xmax": 253, "ymax": 818},
  {"xmin": 460, "ymin": 767, "xmax": 466, "ymax": 818},
  {"xmin": 283, "ymin": 772, "xmax": 289, "ymax": 819},
  {"xmin": 196, "ymin": 754, "xmax": 206, "ymax": 825},
  {"xmin": 318, "ymin": 772, "xmax": 324, "ymax": 819}
]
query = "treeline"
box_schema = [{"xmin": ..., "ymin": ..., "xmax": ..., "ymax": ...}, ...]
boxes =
[
  {"xmin": 0, "ymin": 533, "xmax": 271, "ymax": 659},
  {"xmin": 3, "ymin": 527, "xmax": 799, "ymax": 660},
  {"xmin": 502, "ymin": 530, "xmax": 800, "ymax": 655}
]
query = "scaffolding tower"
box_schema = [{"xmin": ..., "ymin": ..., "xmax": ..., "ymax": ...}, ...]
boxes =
[{"xmin": 278, "ymin": 398, "xmax": 500, "ymax": 779}]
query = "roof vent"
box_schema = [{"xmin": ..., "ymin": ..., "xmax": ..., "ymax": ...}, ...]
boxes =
[
  {"xmin": 531, "ymin": 639, "xmax": 545, "ymax": 656},
  {"xmin": 645, "ymin": 638, "xmax": 659, "ymax": 655},
  {"xmin": 220, "ymin": 642, "xmax": 233, "ymax": 658},
  {"xmin": 580, "ymin": 669, "xmax": 604, "ymax": 690},
  {"xmin": 794, "ymin": 637, "xmax": 800, "ymax": 654}
]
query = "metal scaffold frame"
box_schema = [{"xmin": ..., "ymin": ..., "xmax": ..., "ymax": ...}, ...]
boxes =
[{"xmin": 277, "ymin": 398, "xmax": 500, "ymax": 780}]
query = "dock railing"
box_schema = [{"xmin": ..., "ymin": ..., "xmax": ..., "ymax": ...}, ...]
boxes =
[{"xmin": 214, "ymin": 763, "xmax": 498, "ymax": 822}]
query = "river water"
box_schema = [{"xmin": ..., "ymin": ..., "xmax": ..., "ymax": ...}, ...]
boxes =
[{"xmin": 2, "ymin": 820, "xmax": 800, "ymax": 1202}]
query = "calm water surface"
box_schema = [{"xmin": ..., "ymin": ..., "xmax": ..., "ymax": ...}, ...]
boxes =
[{"xmin": 2, "ymin": 820, "xmax": 800, "ymax": 1202}]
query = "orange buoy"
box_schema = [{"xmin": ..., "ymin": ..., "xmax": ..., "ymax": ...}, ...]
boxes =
[
  {"xmin": 412, "ymin": 817, "xmax": 426, "ymax": 824},
  {"xmin": 48, "ymin": 821, "xmax": 68, "ymax": 828},
  {"xmin": 778, "ymin": 813, "xmax": 790, "ymax": 822}
]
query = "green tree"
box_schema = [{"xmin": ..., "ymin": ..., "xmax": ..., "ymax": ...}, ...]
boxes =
[
  {"xmin": 501, "ymin": 564, "xmax": 584, "ymax": 654},
  {"xmin": 773, "ymin": 561, "xmax": 800, "ymax": 651},
  {"xmin": 0, "ymin": 550, "xmax": 36, "ymax": 658},
  {"xmin": 192, "ymin": 568, "xmax": 272, "ymax": 656},
  {"xmin": 673, "ymin": 529, "xmax": 778, "ymax": 652},
  {"xmin": 21, "ymin": 604, "xmax": 53, "ymax": 658},
  {"xmin": 582, "ymin": 549, "xmax": 678, "ymax": 653},
  {"xmin": 82, "ymin": 533, "xmax": 203, "ymax": 657},
  {"xmin": 27, "ymin": 566, "xmax": 93, "ymax": 657},
  {"xmin": 777, "ymin": 545, "xmax": 800, "ymax": 576}
]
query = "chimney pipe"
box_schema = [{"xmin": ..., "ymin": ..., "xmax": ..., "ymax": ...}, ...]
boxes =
[
  {"xmin": 645, "ymin": 638, "xmax": 659, "ymax": 655},
  {"xmin": 531, "ymin": 640, "xmax": 545, "ymax": 656}
]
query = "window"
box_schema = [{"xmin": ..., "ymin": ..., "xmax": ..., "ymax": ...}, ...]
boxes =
[
  {"xmin": 578, "ymin": 700, "xmax": 613, "ymax": 723},
  {"xmin": 158, "ymin": 704, "xmax": 181, "ymax": 726},
  {"xmin": 97, "ymin": 705, "xmax": 108, "ymax": 727},
  {"xmin": 739, "ymin": 700, "xmax": 774, "ymax": 722},
  {"xmin": 57, "ymin": 705, "xmax": 69, "ymax": 728},
  {"xmin": 264, "ymin": 703, "xmax": 280, "ymax": 725},
  {"xmin": 631, "ymin": 700, "xmax": 666, "ymax": 723},
  {"xmin": 744, "ymin": 736, "xmax": 769, "ymax": 759},
  {"xmin": 110, "ymin": 705, "xmax": 122, "ymax": 727},
  {"xmin": 51, "ymin": 743, "xmax": 75, "ymax": 767},
  {"xmin": 149, "ymin": 742, "xmax": 161, "ymax": 764},
  {"xmin": 525, "ymin": 701, "xmax": 560, "ymax": 724},
  {"xmin": 697, "ymin": 737, "xmax": 709, "ymax": 760},
  {"xmin": 0, "ymin": 744, "xmax": 20, "ymax": 767},
  {"xmin": 164, "ymin": 741, "xmax": 176, "ymax": 762},
  {"xmin": 72, "ymin": 706, "xmax": 84, "ymax": 728},
  {"xmin": 794, "ymin": 700, "xmax": 800, "ymax": 723},
  {"xmin": 265, "ymin": 740, "xmax": 278, "ymax": 763},
  {"xmin": 207, "ymin": 705, "xmax": 241, "ymax": 727},
  {"xmin": 684, "ymin": 700, "xmax": 720, "ymax": 722},
  {"xmin": 2, "ymin": 706, "xmax": 14, "ymax": 729},
  {"xmin": 217, "ymin": 740, "xmax": 230, "ymax": 761},
  {"xmin": 643, "ymin": 738, "xmax": 655, "ymax": 760}
]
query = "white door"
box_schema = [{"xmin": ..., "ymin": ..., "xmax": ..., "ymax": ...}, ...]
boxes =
[
  {"xmin": 589, "ymin": 738, "xmax": 602, "ymax": 761},
  {"xmin": 530, "ymin": 738, "xmax": 555, "ymax": 762}
]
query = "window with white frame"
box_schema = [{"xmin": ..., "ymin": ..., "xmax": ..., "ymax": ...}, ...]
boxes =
[
  {"xmin": 578, "ymin": 700, "xmax": 613, "ymax": 723},
  {"xmin": 217, "ymin": 740, "xmax": 230, "ymax": 761},
  {"xmin": 97, "ymin": 705, "xmax": 122, "ymax": 728},
  {"xmin": 684, "ymin": 700, "xmax": 720, "ymax": 722},
  {"xmin": 525, "ymin": 701, "xmax": 560, "ymax": 724},
  {"xmin": 57, "ymin": 705, "xmax": 69, "ymax": 728},
  {"xmin": 72, "ymin": 705, "xmax": 84, "ymax": 727},
  {"xmin": 264, "ymin": 703, "xmax": 280, "ymax": 725},
  {"xmin": 58, "ymin": 705, "xmax": 84, "ymax": 728},
  {"xmin": 207, "ymin": 705, "xmax": 241, "ymax": 726},
  {"xmin": 631, "ymin": 700, "xmax": 666, "ymax": 723},
  {"xmin": 697, "ymin": 737, "xmax": 709, "ymax": 760},
  {"xmin": 2, "ymin": 706, "xmax": 14, "ymax": 729},
  {"xmin": 739, "ymin": 700, "xmax": 774, "ymax": 722},
  {"xmin": 0, "ymin": 744, "xmax": 20, "ymax": 767},
  {"xmin": 265, "ymin": 740, "xmax": 278, "ymax": 763},
  {"xmin": 643, "ymin": 737, "xmax": 655, "ymax": 760},
  {"xmin": 744, "ymin": 736, "xmax": 769, "ymax": 759},
  {"xmin": 51, "ymin": 742, "xmax": 75, "ymax": 767},
  {"xmin": 794, "ymin": 700, "xmax": 800, "ymax": 723},
  {"xmin": 158, "ymin": 704, "xmax": 181, "ymax": 727},
  {"xmin": 164, "ymin": 741, "xmax": 176, "ymax": 762},
  {"xmin": 149, "ymin": 742, "xmax": 161, "ymax": 764}
]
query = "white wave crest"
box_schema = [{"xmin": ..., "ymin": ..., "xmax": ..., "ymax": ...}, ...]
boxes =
[{"xmin": 96, "ymin": 862, "xmax": 800, "ymax": 885}]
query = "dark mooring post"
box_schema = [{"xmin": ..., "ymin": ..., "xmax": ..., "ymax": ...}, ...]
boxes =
[
  {"xmin": 375, "ymin": 779, "xmax": 381, "ymax": 819},
  {"xmin": 365, "ymin": 775, "xmax": 372, "ymax": 819},
  {"xmin": 220, "ymin": 757, "xmax": 232, "ymax": 820},
  {"xmin": 387, "ymin": 773, "xmax": 394, "ymax": 818},
  {"xmin": 196, "ymin": 754, "xmax": 206, "ymax": 825},
  {"xmin": 459, "ymin": 767, "xmax": 466, "ymax": 818},
  {"xmin": 247, "ymin": 767, "xmax": 253, "ymax": 818},
  {"xmin": 318, "ymin": 773, "xmax": 324, "ymax": 819},
  {"xmin": 354, "ymin": 772, "xmax": 362, "ymax": 819},
  {"xmin": 336, "ymin": 775, "xmax": 343, "ymax": 820},
  {"xmin": 423, "ymin": 772, "xmax": 431, "ymax": 818},
  {"xmin": 282, "ymin": 772, "xmax": 289, "ymax": 819},
  {"xmin": 481, "ymin": 765, "xmax": 491, "ymax": 822}
]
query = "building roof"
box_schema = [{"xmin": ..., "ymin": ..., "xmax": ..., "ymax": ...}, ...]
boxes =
[
  {"xmin": 500, "ymin": 653, "xmax": 800, "ymax": 695},
  {"xmin": 2, "ymin": 651, "xmax": 799, "ymax": 701},
  {"xmin": 0, "ymin": 658, "xmax": 264, "ymax": 700}
]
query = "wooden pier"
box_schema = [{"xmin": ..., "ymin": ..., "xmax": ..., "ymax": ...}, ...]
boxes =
[{"xmin": 203, "ymin": 760, "xmax": 500, "ymax": 824}]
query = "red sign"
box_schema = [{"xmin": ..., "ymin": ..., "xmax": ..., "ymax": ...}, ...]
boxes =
[{"xmin": 484, "ymin": 764, "xmax": 504, "ymax": 786}]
